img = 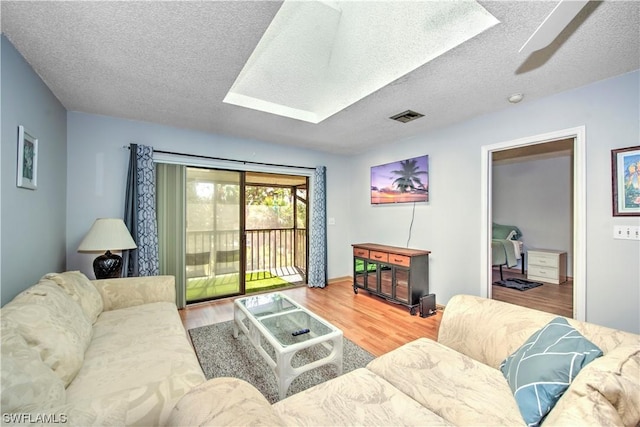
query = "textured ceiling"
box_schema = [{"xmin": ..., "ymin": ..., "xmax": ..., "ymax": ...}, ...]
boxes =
[
  {"xmin": 224, "ymin": 1, "xmax": 499, "ymax": 123},
  {"xmin": 1, "ymin": 1, "xmax": 639, "ymax": 155}
]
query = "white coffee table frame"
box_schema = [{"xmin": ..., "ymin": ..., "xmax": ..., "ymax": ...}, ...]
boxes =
[{"xmin": 233, "ymin": 292, "xmax": 343, "ymax": 400}]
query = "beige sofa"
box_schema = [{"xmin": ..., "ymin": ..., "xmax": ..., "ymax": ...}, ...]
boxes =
[
  {"xmin": 1, "ymin": 271, "xmax": 205, "ymax": 426},
  {"xmin": 168, "ymin": 294, "xmax": 640, "ymax": 426}
]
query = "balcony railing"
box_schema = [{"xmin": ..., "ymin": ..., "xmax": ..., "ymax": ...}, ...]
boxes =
[{"xmin": 185, "ymin": 228, "xmax": 307, "ymax": 280}]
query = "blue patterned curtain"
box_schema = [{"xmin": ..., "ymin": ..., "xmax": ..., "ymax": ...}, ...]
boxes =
[
  {"xmin": 123, "ymin": 144, "xmax": 160, "ymax": 277},
  {"xmin": 308, "ymin": 166, "xmax": 327, "ymax": 288}
]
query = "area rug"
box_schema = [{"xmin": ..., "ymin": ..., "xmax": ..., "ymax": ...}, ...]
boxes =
[
  {"xmin": 493, "ymin": 278, "xmax": 543, "ymax": 291},
  {"xmin": 189, "ymin": 320, "xmax": 375, "ymax": 403}
]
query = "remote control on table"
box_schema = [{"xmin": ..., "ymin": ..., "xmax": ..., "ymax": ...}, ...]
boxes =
[{"xmin": 292, "ymin": 328, "xmax": 310, "ymax": 336}]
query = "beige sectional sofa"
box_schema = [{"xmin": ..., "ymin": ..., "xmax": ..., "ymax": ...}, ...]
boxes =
[
  {"xmin": 168, "ymin": 294, "xmax": 640, "ymax": 427},
  {"xmin": 3, "ymin": 271, "xmax": 638, "ymax": 427},
  {"xmin": 1, "ymin": 272, "xmax": 205, "ymax": 426}
]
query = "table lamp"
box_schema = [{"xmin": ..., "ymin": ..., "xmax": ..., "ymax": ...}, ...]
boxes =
[{"xmin": 78, "ymin": 218, "xmax": 137, "ymax": 279}]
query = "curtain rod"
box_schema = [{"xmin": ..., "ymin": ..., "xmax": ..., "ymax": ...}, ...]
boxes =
[{"xmin": 124, "ymin": 145, "xmax": 316, "ymax": 171}]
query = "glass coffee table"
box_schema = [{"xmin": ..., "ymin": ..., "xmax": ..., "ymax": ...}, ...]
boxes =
[{"xmin": 233, "ymin": 292, "xmax": 343, "ymax": 399}]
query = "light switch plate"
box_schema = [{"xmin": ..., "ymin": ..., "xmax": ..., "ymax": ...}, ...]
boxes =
[{"xmin": 613, "ymin": 225, "xmax": 640, "ymax": 240}]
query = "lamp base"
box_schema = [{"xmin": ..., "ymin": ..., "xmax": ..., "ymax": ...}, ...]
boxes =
[{"xmin": 93, "ymin": 250, "xmax": 123, "ymax": 279}]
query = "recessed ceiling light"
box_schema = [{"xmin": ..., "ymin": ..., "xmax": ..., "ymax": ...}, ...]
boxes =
[{"xmin": 508, "ymin": 93, "xmax": 524, "ymax": 103}]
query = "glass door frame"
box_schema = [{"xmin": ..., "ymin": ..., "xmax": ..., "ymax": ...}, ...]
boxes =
[
  {"xmin": 185, "ymin": 167, "xmax": 246, "ymax": 303},
  {"xmin": 184, "ymin": 168, "xmax": 309, "ymax": 304}
]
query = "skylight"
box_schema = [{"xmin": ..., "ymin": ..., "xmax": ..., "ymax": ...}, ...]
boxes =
[{"xmin": 224, "ymin": 1, "xmax": 499, "ymax": 123}]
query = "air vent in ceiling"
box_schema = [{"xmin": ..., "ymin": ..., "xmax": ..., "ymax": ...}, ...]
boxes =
[{"xmin": 389, "ymin": 110, "xmax": 425, "ymax": 123}]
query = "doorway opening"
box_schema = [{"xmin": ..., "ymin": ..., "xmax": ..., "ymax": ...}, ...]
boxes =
[
  {"xmin": 490, "ymin": 139, "xmax": 574, "ymax": 317},
  {"xmin": 480, "ymin": 126, "xmax": 586, "ymax": 321}
]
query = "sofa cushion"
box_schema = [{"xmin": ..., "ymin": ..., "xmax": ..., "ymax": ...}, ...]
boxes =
[
  {"xmin": 273, "ymin": 368, "xmax": 453, "ymax": 426},
  {"xmin": 50, "ymin": 394, "xmax": 128, "ymax": 427},
  {"xmin": 500, "ymin": 317, "xmax": 603, "ymax": 427},
  {"xmin": 438, "ymin": 295, "xmax": 639, "ymax": 370},
  {"xmin": 1, "ymin": 280, "xmax": 92, "ymax": 386},
  {"xmin": 93, "ymin": 275, "xmax": 176, "ymax": 311},
  {"xmin": 167, "ymin": 377, "xmax": 286, "ymax": 426},
  {"xmin": 44, "ymin": 271, "xmax": 103, "ymax": 324},
  {"xmin": 366, "ymin": 338, "xmax": 525, "ymax": 426},
  {"xmin": 542, "ymin": 344, "xmax": 640, "ymax": 426},
  {"xmin": 65, "ymin": 301, "xmax": 205, "ymax": 426},
  {"xmin": 0, "ymin": 318, "xmax": 66, "ymax": 414}
]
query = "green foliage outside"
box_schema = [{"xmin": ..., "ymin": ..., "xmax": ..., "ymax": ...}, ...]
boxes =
[{"xmin": 187, "ymin": 180, "xmax": 306, "ymax": 231}]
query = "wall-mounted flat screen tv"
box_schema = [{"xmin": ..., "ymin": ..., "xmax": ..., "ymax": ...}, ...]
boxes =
[{"xmin": 371, "ymin": 155, "xmax": 429, "ymax": 205}]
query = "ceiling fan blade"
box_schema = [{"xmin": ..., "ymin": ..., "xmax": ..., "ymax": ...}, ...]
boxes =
[{"xmin": 519, "ymin": 0, "xmax": 589, "ymax": 56}]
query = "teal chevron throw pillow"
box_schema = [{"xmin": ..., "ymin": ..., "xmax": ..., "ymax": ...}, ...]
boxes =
[{"xmin": 500, "ymin": 317, "xmax": 603, "ymax": 427}]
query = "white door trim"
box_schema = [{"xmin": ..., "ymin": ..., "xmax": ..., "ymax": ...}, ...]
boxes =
[{"xmin": 480, "ymin": 126, "xmax": 586, "ymax": 321}]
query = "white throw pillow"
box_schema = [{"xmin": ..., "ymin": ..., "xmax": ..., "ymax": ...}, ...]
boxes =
[
  {"xmin": 2, "ymin": 281, "xmax": 93, "ymax": 386},
  {"xmin": 45, "ymin": 271, "xmax": 104, "ymax": 324},
  {"xmin": 0, "ymin": 318, "xmax": 66, "ymax": 413}
]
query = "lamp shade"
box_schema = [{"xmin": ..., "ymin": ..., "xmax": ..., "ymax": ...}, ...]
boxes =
[{"xmin": 78, "ymin": 218, "xmax": 137, "ymax": 252}]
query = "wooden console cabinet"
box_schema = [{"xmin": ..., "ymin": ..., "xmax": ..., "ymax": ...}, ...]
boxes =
[{"xmin": 352, "ymin": 243, "xmax": 430, "ymax": 315}]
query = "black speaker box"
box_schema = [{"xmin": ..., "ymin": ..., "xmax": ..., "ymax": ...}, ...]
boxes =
[{"xmin": 419, "ymin": 294, "xmax": 436, "ymax": 318}]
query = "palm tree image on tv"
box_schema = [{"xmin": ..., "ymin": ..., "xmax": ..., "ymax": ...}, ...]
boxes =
[
  {"xmin": 371, "ymin": 155, "xmax": 429, "ymax": 204},
  {"xmin": 391, "ymin": 159, "xmax": 427, "ymax": 193}
]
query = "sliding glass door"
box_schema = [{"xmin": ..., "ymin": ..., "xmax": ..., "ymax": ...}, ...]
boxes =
[
  {"xmin": 159, "ymin": 166, "xmax": 308, "ymax": 305},
  {"xmin": 185, "ymin": 168, "xmax": 243, "ymax": 302},
  {"xmin": 245, "ymin": 172, "xmax": 308, "ymax": 290}
]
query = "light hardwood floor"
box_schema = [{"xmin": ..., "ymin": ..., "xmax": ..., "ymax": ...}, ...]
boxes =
[
  {"xmin": 491, "ymin": 267, "xmax": 574, "ymax": 318},
  {"xmin": 179, "ymin": 279, "xmax": 442, "ymax": 357},
  {"xmin": 180, "ymin": 271, "xmax": 573, "ymax": 357}
]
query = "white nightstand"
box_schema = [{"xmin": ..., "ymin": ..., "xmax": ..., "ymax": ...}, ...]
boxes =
[{"xmin": 527, "ymin": 249, "xmax": 567, "ymax": 284}]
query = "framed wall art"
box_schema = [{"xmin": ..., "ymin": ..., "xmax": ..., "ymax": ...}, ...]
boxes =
[
  {"xmin": 611, "ymin": 145, "xmax": 640, "ymax": 216},
  {"xmin": 17, "ymin": 125, "xmax": 38, "ymax": 190},
  {"xmin": 370, "ymin": 155, "xmax": 429, "ymax": 205}
]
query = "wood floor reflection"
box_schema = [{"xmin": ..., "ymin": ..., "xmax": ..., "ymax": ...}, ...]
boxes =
[
  {"xmin": 491, "ymin": 267, "xmax": 573, "ymax": 318},
  {"xmin": 180, "ymin": 271, "xmax": 574, "ymax": 358},
  {"xmin": 180, "ymin": 278, "xmax": 442, "ymax": 357}
]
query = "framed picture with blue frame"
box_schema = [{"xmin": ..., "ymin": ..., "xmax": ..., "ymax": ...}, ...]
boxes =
[
  {"xmin": 611, "ymin": 145, "xmax": 640, "ymax": 216},
  {"xmin": 17, "ymin": 125, "xmax": 38, "ymax": 190}
]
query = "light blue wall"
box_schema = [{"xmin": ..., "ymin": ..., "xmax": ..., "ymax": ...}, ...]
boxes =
[
  {"xmin": 493, "ymin": 155, "xmax": 573, "ymax": 273},
  {"xmin": 65, "ymin": 112, "xmax": 352, "ymax": 280},
  {"xmin": 3, "ymin": 30, "xmax": 638, "ymax": 333},
  {"xmin": 349, "ymin": 70, "xmax": 639, "ymax": 333},
  {"xmin": 1, "ymin": 36, "xmax": 68, "ymax": 305}
]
